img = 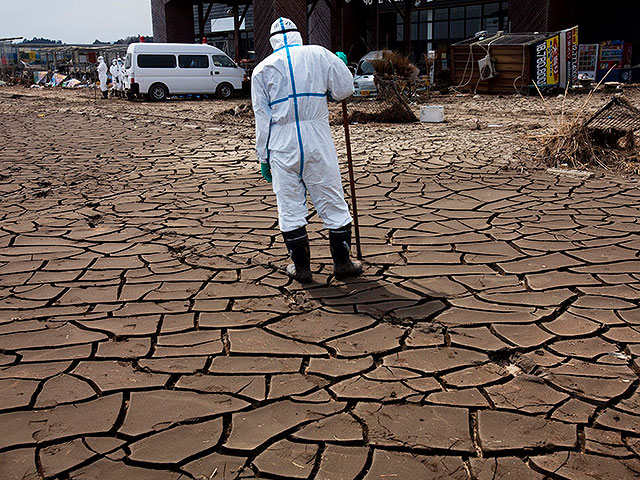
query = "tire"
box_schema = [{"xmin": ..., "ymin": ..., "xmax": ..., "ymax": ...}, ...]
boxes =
[
  {"xmin": 126, "ymin": 91, "xmax": 135, "ymax": 101},
  {"xmin": 149, "ymin": 83, "xmax": 168, "ymax": 101},
  {"xmin": 216, "ymin": 83, "xmax": 233, "ymax": 99}
]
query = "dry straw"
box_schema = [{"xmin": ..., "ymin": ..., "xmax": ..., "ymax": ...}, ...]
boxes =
[
  {"xmin": 534, "ymin": 67, "xmax": 639, "ymax": 173},
  {"xmin": 370, "ymin": 51, "xmax": 419, "ymax": 78}
]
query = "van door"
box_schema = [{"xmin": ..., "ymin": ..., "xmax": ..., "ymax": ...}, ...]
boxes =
[
  {"xmin": 124, "ymin": 52, "xmax": 133, "ymax": 90},
  {"xmin": 177, "ymin": 54, "xmax": 211, "ymax": 94},
  {"xmin": 211, "ymin": 54, "xmax": 242, "ymax": 91}
]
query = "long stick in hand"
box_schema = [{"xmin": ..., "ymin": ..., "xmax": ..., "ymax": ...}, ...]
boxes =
[{"xmin": 341, "ymin": 99, "xmax": 363, "ymax": 260}]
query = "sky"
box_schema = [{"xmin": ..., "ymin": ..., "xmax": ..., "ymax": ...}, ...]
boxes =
[{"xmin": 0, "ymin": 0, "xmax": 153, "ymax": 44}]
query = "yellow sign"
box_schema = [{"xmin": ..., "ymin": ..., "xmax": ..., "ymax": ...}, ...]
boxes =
[{"xmin": 546, "ymin": 35, "xmax": 560, "ymax": 85}]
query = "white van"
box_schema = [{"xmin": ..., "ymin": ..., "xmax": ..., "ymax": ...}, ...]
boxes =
[{"xmin": 124, "ymin": 43, "xmax": 245, "ymax": 101}]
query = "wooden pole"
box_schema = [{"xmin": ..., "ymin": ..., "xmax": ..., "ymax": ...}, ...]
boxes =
[{"xmin": 341, "ymin": 99, "xmax": 362, "ymax": 260}]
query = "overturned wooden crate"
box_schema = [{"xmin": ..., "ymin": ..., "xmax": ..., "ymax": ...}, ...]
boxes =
[{"xmin": 451, "ymin": 33, "xmax": 555, "ymax": 95}]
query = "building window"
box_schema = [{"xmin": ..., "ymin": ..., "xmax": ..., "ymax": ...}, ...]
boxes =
[
  {"xmin": 434, "ymin": 21, "xmax": 448, "ymax": 40},
  {"xmin": 407, "ymin": 1, "xmax": 509, "ymax": 46}
]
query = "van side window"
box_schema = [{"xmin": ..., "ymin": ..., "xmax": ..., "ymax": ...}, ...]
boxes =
[
  {"xmin": 137, "ymin": 54, "xmax": 176, "ymax": 68},
  {"xmin": 212, "ymin": 55, "xmax": 236, "ymax": 68},
  {"xmin": 178, "ymin": 55, "xmax": 210, "ymax": 69}
]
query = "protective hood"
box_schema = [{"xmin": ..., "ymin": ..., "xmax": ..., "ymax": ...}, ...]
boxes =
[
  {"xmin": 97, "ymin": 56, "xmax": 104, "ymax": 62},
  {"xmin": 269, "ymin": 17, "xmax": 303, "ymax": 51}
]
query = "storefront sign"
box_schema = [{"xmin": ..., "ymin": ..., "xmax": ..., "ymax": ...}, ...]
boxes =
[
  {"xmin": 599, "ymin": 40, "xmax": 632, "ymax": 70},
  {"xmin": 532, "ymin": 35, "xmax": 560, "ymax": 87},
  {"xmin": 560, "ymin": 26, "xmax": 579, "ymax": 87}
]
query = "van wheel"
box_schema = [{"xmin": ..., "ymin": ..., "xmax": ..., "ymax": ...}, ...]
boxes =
[
  {"xmin": 149, "ymin": 83, "xmax": 168, "ymax": 101},
  {"xmin": 216, "ymin": 83, "xmax": 233, "ymax": 99}
]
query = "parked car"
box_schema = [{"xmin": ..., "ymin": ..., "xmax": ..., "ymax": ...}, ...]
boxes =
[
  {"xmin": 123, "ymin": 43, "xmax": 245, "ymax": 101},
  {"xmin": 353, "ymin": 51, "xmax": 384, "ymax": 97}
]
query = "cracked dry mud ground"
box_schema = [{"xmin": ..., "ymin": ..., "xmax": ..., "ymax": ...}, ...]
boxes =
[{"xmin": 0, "ymin": 89, "xmax": 640, "ymax": 480}]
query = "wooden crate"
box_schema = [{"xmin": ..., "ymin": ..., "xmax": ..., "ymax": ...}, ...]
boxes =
[{"xmin": 451, "ymin": 33, "xmax": 552, "ymax": 95}]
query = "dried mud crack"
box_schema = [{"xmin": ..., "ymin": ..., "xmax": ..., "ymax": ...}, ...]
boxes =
[{"xmin": 0, "ymin": 87, "xmax": 639, "ymax": 479}]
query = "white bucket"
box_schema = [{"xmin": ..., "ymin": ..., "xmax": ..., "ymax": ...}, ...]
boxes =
[{"xmin": 420, "ymin": 105, "xmax": 444, "ymax": 123}]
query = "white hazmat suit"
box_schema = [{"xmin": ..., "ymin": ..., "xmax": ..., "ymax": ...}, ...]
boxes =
[
  {"xmin": 117, "ymin": 58, "xmax": 126, "ymax": 94},
  {"xmin": 97, "ymin": 56, "xmax": 108, "ymax": 97},
  {"xmin": 251, "ymin": 17, "xmax": 355, "ymax": 233},
  {"xmin": 110, "ymin": 60, "xmax": 119, "ymax": 95},
  {"xmin": 251, "ymin": 17, "xmax": 362, "ymax": 283}
]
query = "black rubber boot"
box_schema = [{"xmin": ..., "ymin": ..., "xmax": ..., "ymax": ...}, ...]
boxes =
[
  {"xmin": 282, "ymin": 226, "xmax": 313, "ymax": 284},
  {"xmin": 102, "ymin": 91, "xmax": 108, "ymax": 99},
  {"xmin": 329, "ymin": 223, "xmax": 363, "ymax": 279}
]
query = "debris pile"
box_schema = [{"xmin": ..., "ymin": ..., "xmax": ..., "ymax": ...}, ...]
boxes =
[
  {"xmin": 539, "ymin": 96, "xmax": 640, "ymax": 172},
  {"xmin": 331, "ymin": 77, "xmax": 418, "ymax": 125},
  {"xmin": 370, "ymin": 50, "xmax": 419, "ymax": 78},
  {"xmin": 220, "ymin": 102, "xmax": 253, "ymax": 118}
]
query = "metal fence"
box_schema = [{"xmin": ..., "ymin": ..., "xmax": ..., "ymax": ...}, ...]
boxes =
[
  {"xmin": 331, "ymin": 75, "xmax": 422, "ymax": 124},
  {"xmin": 584, "ymin": 96, "xmax": 640, "ymax": 149}
]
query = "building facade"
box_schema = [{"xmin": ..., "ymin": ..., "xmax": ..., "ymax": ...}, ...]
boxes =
[{"xmin": 151, "ymin": 0, "xmax": 639, "ymax": 70}]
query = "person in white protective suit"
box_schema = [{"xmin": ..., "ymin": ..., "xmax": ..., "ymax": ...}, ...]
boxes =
[
  {"xmin": 97, "ymin": 56, "xmax": 108, "ymax": 99},
  {"xmin": 117, "ymin": 58, "xmax": 126, "ymax": 96},
  {"xmin": 109, "ymin": 59, "xmax": 120, "ymax": 97},
  {"xmin": 251, "ymin": 17, "xmax": 362, "ymax": 283}
]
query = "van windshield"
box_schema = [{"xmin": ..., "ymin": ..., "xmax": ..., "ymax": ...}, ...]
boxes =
[
  {"xmin": 356, "ymin": 60, "xmax": 375, "ymax": 76},
  {"xmin": 125, "ymin": 53, "xmax": 132, "ymax": 69}
]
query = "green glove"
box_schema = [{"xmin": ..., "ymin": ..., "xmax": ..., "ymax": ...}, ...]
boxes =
[{"xmin": 260, "ymin": 163, "xmax": 272, "ymax": 183}]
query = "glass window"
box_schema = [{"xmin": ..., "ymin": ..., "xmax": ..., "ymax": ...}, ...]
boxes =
[
  {"xmin": 397, "ymin": 24, "xmax": 404, "ymax": 42},
  {"xmin": 466, "ymin": 5, "xmax": 482, "ymax": 17},
  {"xmin": 466, "ymin": 18, "xmax": 482, "ymax": 37},
  {"xmin": 178, "ymin": 54, "xmax": 209, "ymax": 68},
  {"xmin": 412, "ymin": 23, "xmax": 418, "ymax": 40},
  {"xmin": 483, "ymin": 16, "xmax": 500, "ymax": 33},
  {"xmin": 137, "ymin": 54, "xmax": 176, "ymax": 68},
  {"xmin": 419, "ymin": 22, "xmax": 428, "ymax": 41},
  {"xmin": 125, "ymin": 53, "xmax": 132, "ymax": 69},
  {"xmin": 484, "ymin": 3, "xmax": 500, "ymax": 16},
  {"xmin": 434, "ymin": 21, "xmax": 447, "ymax": 40},
  {"xmin": 212, "ymin": 54, "xmax": 236, "ymax": 68},
  {"xmin": 450, "ymin": 20, "xmax": 464, "ymax": 39},
  {"xmin": 412, "ymin": 10, "xmax": 419, "ymax": 22},
  {"xmin": 434, "ymin": 8, "xmax": 447, "ymax": 21},
  {"xmin": 450, "ymin": 7, "xmax": 464, "ymax": 20}
]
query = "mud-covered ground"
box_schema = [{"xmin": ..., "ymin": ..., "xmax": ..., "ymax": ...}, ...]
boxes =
[{"xmin": 0, "ymin": 86, "xmax": 639, "ymax": 479}]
